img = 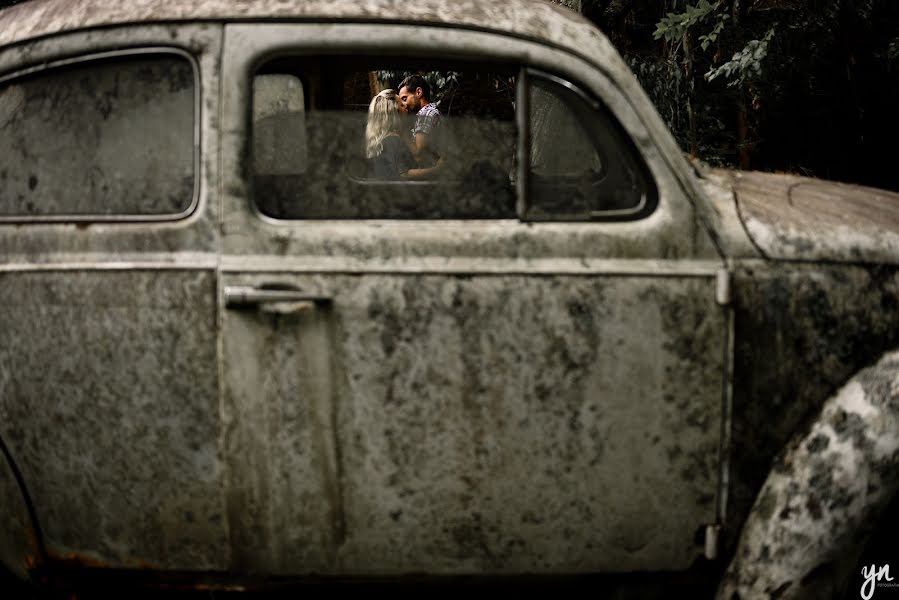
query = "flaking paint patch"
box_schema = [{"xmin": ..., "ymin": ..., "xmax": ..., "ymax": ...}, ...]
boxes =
[
  {"xmin": 718, "ymin": 349, "xmax": 899, "ymax": 600},
  {"xmin": 220, "ymin": 272, "xmax": 724, "ymax": 575},
  {"xmin": 725, "ymin": 263, "xmax": 899, "ymax": 558}
]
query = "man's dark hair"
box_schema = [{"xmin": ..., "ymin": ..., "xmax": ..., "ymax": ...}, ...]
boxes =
[{"xmin": 399, "ymin": 74, "xmax": 430, "ymax": 101}]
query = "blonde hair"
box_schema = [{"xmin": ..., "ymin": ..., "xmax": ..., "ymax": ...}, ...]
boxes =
[{"xmin": 365, "ymin": 89, "xmax": 403, "ymax": 159}]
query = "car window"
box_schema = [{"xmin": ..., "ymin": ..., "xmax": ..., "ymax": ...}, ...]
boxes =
[
  {"xmin": 525, "ymin": 72, "xmax": 655, "ymax": 220},
  {"xmin": 251, "ymin": 57, "xmax": 518, "ymax": 219},
  {"xmin": 0, "ymin": 51, "xmax": 196, "ymax": 220},
  {"xmin": 249, "ymin": 57, "xmax": 655, "ymax": 222}
]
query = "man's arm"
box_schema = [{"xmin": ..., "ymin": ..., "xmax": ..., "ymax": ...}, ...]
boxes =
[
  {"xmin": 403, "ymin": 159, "xmax": 446, "ymax": 180},
  {"xmin": 403, "ymin": 132, "xmax": 442, "ymax": 179},
  {"xmin": 412, "ymin": 131, "xmax": 431, "ymax": 161}
]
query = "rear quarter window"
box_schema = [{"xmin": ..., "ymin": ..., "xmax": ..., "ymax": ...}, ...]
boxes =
[{"xmin": 0, "ymin": 50, "xmax": 197, "ymax": 220}]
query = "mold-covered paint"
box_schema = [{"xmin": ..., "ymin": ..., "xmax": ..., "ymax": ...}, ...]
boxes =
[
  {"xmin": 721, "ymin": 262, "xmax": 899, "ymax": 590},
  {"xmin": 0, "ymin": 0, "xmax": 611, "ymax": 69},
  {"xmin": 718, "ymin": 349, "xmax": 899, "ymax": 599},
  {"xmin": 221, "ymin": 271, "xmax": 726, "ymax": 574},
  {"xmin": 0, "ymin": 270, "xmax": 227, "ymax": 570}
]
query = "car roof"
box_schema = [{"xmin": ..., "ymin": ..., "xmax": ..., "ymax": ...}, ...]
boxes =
[{"xmin": 0, "ymin": 0, "xmax": 617, "ymax": 65}]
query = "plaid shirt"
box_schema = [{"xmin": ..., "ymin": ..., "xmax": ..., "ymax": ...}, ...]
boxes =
[{"xmin": 412, "ymin": 102, "xmax": 441, "ymax": 138}]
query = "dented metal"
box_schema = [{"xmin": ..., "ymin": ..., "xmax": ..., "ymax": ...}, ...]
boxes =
[{"xmin": 0, "ymin": 0, "xmax": 896, "ymax": 595}]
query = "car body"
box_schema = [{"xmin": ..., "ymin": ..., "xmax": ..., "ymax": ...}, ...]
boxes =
[{"xmin": 0, "ymin": 0, "xmax": 897, "ymax": 597}]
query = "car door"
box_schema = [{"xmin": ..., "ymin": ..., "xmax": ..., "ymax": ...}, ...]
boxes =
[{"xmin": 220, "ymin": 23, "xmax": 729, "ymax": 576}]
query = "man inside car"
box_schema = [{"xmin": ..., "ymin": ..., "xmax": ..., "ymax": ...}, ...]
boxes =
[{"xmin": 398, "ymin": 74, "xmax": 445, "ymax": 178}]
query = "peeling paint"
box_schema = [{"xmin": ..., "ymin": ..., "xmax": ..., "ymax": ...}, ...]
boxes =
[
  {"xmin": 718, "ymin": 350, "xmax": 899, "ymax": 600},
  {"xmin": 221, "ymin": 272, "xmax": 724, "ymax": 574},
  {"xmin": 725, "ymin": 263, "xmax": 899, "ymax": 561}
]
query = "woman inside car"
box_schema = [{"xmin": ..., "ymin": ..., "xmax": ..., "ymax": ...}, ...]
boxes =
[{"xmin": 365, "ymin": 88, "xmax": 414, "ymax": 179}]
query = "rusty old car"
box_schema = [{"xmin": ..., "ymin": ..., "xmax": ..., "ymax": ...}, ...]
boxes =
[{"xmin": 1, "ymin": 0, "xmax": 898, "ymax": 597}]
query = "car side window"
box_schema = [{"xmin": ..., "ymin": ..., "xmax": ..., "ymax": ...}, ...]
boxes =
[
  {"xmin": 249, "ymin": 58, "xmax": 655, "ymax": 221},
  {"xmin": 251, "ymin": 57, "xmax": 518, "ymax": 220},
  {"xmin": 525, "ymin": 72, "xmax": 655, "ymax": 220},
  {"xmin": 0, "ymin": 51, "xmax": 196, "ymax": 220}
]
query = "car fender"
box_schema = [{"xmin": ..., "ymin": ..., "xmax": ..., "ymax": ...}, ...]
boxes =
[{"xmin": 717, "ymin": 349, "xmax": 899, "ymax": 599}]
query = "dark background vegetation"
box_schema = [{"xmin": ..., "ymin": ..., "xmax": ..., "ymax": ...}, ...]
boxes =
[
  {"xmin": 583, "ymin": 0, "xmax": 899, "ymax": 191},
  {"xmin": 1, "ymin": 0, "xmax": 896, "ymax": 190}
]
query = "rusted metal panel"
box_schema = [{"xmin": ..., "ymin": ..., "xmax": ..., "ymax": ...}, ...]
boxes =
[
  {"xmin": 0, "ymin": 434, "xmax": 41, "ymax": 580},
  {"xmin": 718, "ymin": 349, "xmax": 899, "ymax": 600},
  {"xmin": 0, "ymin": 270, "xmax": 227, "ymax": 570},
  {"xmin": 729, "ymin": 170, "xmax": 899, "ymax": 264},
  {"xmin": 724, "ymin": 262, "xmax": 899, "ymax": 555},
  {"xmin": 221, "ymin": 272, "xmax": 726, "ymax": 574}
]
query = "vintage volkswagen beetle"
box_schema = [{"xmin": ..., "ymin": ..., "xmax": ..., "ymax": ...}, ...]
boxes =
[{"xmin": 0, "ymin": 0, "xmax": 897, "ymax": 597}]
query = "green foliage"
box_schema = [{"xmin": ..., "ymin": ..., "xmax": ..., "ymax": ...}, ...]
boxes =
[
  {"xmin": 705, "ymin": 27, "xmax": 775, "ymax": 86},
  {"xmin": 889, "ymin": 40, "xmax": 899, "ymax": 71},
  {"xmin": 602, "ymin": 0, "xmax": 899, "ymax": 188},
  {"xmin": 653, "ymin": 0, "xmax": 724, "ymax": 43},
  {"xmin": 699, "ymin": 11, "xmax": 729, "ymax": 51}
]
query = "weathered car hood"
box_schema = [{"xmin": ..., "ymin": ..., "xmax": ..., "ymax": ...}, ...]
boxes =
[{"xmin": 720, "ymin": 169, "xmax": 899, "ymax": 263}]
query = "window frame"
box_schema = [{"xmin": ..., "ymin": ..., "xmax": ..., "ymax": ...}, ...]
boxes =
[
  {"xmin": 518, "ymin": 68, "xmax": 658, "ymax": 222},
  {"xmin": 249, "ymin": 54, "xmax": 521, "ymax": 221},
  {"xmin": 0, "ymin": 47, "xmax": 201, "ymax": 224},
  {"xmin": 247, "ymin": 54, "xmax": 657, "ymax": 223}
]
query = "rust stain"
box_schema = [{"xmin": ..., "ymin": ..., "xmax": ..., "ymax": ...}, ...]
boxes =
[
  {"xmin": 36, "ymin": 550, "xmax": 249, "ymax": 593},
  {"xmin": 45, "ymin": 549, "xmax": 165, "ymax": 572},
  {"xmin": 22, "ymin": 518, "xmax": 42, "ymax": 556},
  {"xmin": 45, "ymin": 550, "xmax": 113, "ymax": 569}
]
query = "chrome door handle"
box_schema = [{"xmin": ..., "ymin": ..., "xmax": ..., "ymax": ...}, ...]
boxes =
[{"xmin": 224, "ymin": 285, "xmax": 331, "ymax": 313}]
